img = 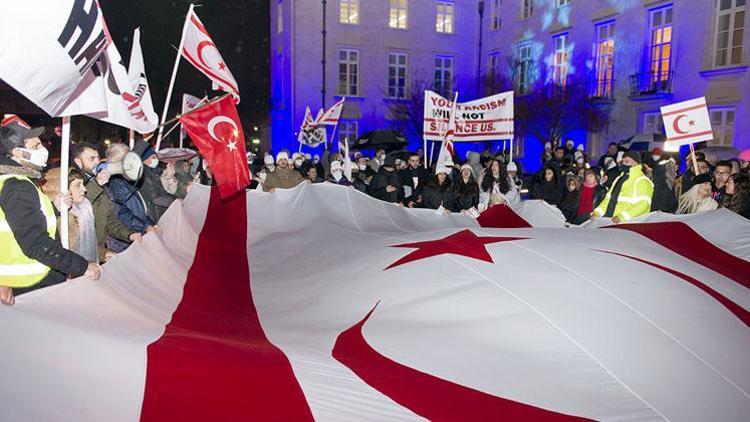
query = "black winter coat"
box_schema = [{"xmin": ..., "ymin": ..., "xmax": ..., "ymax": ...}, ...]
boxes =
[
  {"xmin": 369, "ymin": 168, "xmax": 404, "ymax": 203},
  {"xmin": 399, "ymin": 167, "xmax": 429, "ymax": 204},
  {"xmin": 139, "ymin": 166, "xmax": 178, "ymax": 223},
  {"xmin": 531, "ymin": 180, "xmax": 562, "ymax": 205},
  {"xmin": 421, "ymin": 183, "xmax": 454, "ymax": 210},
  {"xmin": 0, "ymin": 158, "xmax": 88, "ymax": 292}
]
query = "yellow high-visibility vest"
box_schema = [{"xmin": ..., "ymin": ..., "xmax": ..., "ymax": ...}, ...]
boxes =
[{"xmin": 0, "ymin": 174, "xmax": 57, "ymax": 288}]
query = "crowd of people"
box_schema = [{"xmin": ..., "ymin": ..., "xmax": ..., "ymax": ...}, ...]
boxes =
[{"xmin": 1, "ymin": 115, "xmax": 749, "ymax": 306}]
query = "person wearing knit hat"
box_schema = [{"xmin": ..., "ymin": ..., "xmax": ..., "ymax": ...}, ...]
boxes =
[
  {"xmin": 276, "ymin": 151, "xmax": 290, "ymax": 164},
  {"xmin": 452, "ymin": 162, "xmax": 480, "ymax": 213},
  {"xmin": 593, "ymin": 149, "xmax": 654, "ymax": 223},
  {"xmin": 263, "ymin": 151, "xmax": 305, "ymax": 192}
]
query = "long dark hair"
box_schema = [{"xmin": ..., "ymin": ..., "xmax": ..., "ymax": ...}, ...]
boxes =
[
  {"xmin": 481, "ymin": 159, "xmax": 510, "ymax": 194},
  {"xmin": 724, "ymin": 173, "xmax": 750, "ymax": 213},
  {"xmin": 543, "ymin": 165, "xmax": 558, "ymax": 185},
  {"xmin": 427, "ymin": 172, "xmax": 452, "ymax": 192},
  {"xmin": 453, "ymin": 168, "xmax": 479, "ymax": 198}
]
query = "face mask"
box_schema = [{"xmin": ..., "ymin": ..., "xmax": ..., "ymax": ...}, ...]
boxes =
[
  {"xmin": 313, "ymin": 158, "xmax": 320, "ymax": 164},
  {"xmin": 652, "ymin": 155, "xmax": 661, "ymax": 162},
  {"xmin": 146, "ymin": 159, "xmax": 159, "ymax": 169},
  {"xmin": 358, "ymin": 164, "xmax": 367, "ymax": 171},
  {"xmin": 444, "ymin": 168, "xmax": 453, "ymax": 176},
  {"xmin": 294, "ymin": 159, "xmax": 303, "ymax": 167},
  {"xmin": 618, "ymin": 164, "xmax": 630, "ymax": 173},
  {"xmin": 378, "ymin": 154, "xmax": 386, "ymax": 162},
  {"xmin": 20, "ymin": 146, "xmax": 49, "ymax": 168}
]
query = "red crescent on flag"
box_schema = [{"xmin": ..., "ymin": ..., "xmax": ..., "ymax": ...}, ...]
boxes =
[
  {"xmin": 197, "ymin": 41, "xmax": 219, "ymax": 72},
  {"xmin": 673, "ymin": 114, "xmax": 689, "ymax": 135}
]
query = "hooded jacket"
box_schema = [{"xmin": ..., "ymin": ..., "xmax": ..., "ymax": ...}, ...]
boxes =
[{"xmin": 594, "ymin": 164, "xmax": 654, "ymax": 221}]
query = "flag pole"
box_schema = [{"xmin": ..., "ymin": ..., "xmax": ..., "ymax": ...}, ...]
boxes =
[
  {"xmin": 509, "ymin": 137, "xmax": 514, "ymax": 162},
  {"xmin": 689, "ymin": 143, "xmax": 699, "ymax": 174},
  {"xmin": 129, "ymin": 129, "xmax": 135, "ymax": 149},
  {"xmin": 423, "ymin": 136, "xmax": 428, "ymax": 169},
  {"xmin": 60, "ymin": 116, "xmax": 71, "ymax": 249},
  {"xmin": 156, "ymin": 3, "xmax": 194, "ymax": 152}
]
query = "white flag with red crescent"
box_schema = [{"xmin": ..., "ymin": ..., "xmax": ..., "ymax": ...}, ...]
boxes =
[
  {"xmin": 317, "ymin": 98, "xmax": 346, "ymax": 126},
  {"xmin": 661, "ymin": 97, "xmax": 713, "ymax": 148},
  {"xmin": 1, "ymin": 184, "xmax": 749, "ymax": 421},
  {"xmin": 181, "ymin": 9, "xmax": 240, "ymax": 101}
]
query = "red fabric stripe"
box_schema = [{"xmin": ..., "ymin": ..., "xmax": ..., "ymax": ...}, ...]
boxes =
[
  {"xmin": 667, "ymin": 130, "xmax": 713, "ymax": 141},
  {"xmin": 477, "ymin": 204, "xmax": 532, "ymax": 228},
  {"xmin": 596, "ymin": 250, "xmax": 750, "ymax": 327},
  {"xmin": 607, "ymin": 222, "xmax": 750, "ymax": 290},
  {"xmin": 424, "ymin": 131, "xmax": 514, "ymax": 137},
  {"xmin": 661, "ymin": 103, "xmax": 706, "ymax": 117},
  {"xmin": 333, "ymin": 304, "xmax": 593, "ymax": 421},
  {"xmin": 140, "ymin": 189, "xmax": 313, "ymax": 421}
]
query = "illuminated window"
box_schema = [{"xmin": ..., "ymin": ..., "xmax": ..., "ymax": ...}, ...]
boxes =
[
  {"xmin": 642, "ymin": 112, "xmax": 664, "ymax": 134},
  {"xmin": 521, "ymin": 0, "xmax": 533, "ymax": 19},
  {"xmin": 556, "ymin": 0, "xmax": 571, "ymax": 7},
  {"xmin": 714, "ymin": 0, "xmax": 745, "ymax": 67},
  {"xmin": 516, "ymin": 41, "xmax": 533, "ymax": 94},
  {"xmin": 338, "ymin": 49, "xmax": 359, "ymax": 96},
  {"xmin": 552, "ymin": 33, "xmax": 569, "ymax": 87},
  {"xmin": 593, "ymin": 21, "xmax": 615, "ymax": 97},
  {"xmin": 709, "ymin": 107, "xmax": 735, "ymax": 146},
  {"xmin": 648, "ymin": 6, "xmax": 673, "ymax": 85},
  {"xmin": 340, "ymin": 0, "xmax": 359, "ymax": 25},
  {"xmin": 388, "ymin": 52, "xmax": 408, "ymax": 99},
  {"xmin": 434, "ymin": 56, "xmax": 454, "ymax": 95},
  {"xmin": 277, "ymin": 1, "xmax": 283, "ymax": 34},
  {"xmin": 490, "ymin": 0, "xmax": 501, "ymax": 31},
  {"xmin": 488, "ymin": 52, "xmax": 500, "ymax": 79},
  {"xmin": 340, "ymin": 120, "xmax": 359, "ymax": 143},
  {"xmin": 390, "ymin": 0, "xmax": 408, "ymax": 29},
  {"xmin": 436, "ymin": 1, "xmax": 454, "ymax": 33}
]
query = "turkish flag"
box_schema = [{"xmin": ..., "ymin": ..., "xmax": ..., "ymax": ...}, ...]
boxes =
[
  {"xmin": 181, "ymin": 8, "xmax": 240, "ymax": 100},
  {"xmin": 180, "ymin": 96, "xmax": 250, "ymax": 199}
]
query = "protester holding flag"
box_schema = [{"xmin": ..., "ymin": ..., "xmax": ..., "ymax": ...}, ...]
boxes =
[
  {"xmin": 677, "ymin": 174, "xmax": 718, "ymax": 215},
  {"xmin": 399, "ymin": 153, "xmax": 428, "ymax": 208},
  {"xmin": 368, "ymin": 156, "xmax": 403, "ymax": 204},
  {"xmin": 531, "ymin": 165, "xmax": 562, "ymax": 206},
  {"xmin": 593, "ymin": 151, "xmax": 654, "ymax": 223},
  {"xmin": 479, "ymin": 159, "xmax": 516, "ymax": 210},
  {"xmin": 452, "ymin": 164, "xmax": 480, "ymax": 214},
  {"xmin": 131, "ymin": 140, "xmax": 177, "ymax": 222},
  {"xmin": 0, "ymin": 124, "xmax": 100, "ymax": 306},
  {"xmin": 651, "ymin": 159, "xmax": 679, "ymax": 213},
  {"xmin": 421, "ymin": 162, "xmax": 454, "ymax": 212},
  {"xmin": 73, "ymin": 143, "xmax": 141, "ymax": 262},
  {"xmin": 325, "ymin": 161, "xmax": 352, "ymax": 186}
]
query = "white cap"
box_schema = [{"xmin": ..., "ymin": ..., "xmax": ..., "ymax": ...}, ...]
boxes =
[
  {"xmin": 616, "ymin": 151, "xmax": 625, "ymax": 163},
  {"xmin": 436, "ymin": 160, "xmax": 454, "ymax": 174},
  {"xmin": 276, "ymin": 151, "xmax": 289, "ymax": 163},
  {"xmin": 577, "ymin": 144, "xmax": 584, "ymax": 151},
  {"xmin": 304, "ymin": 153, "xmax": 312, "ymax": 160},
  {"xmin": 330, "ymin": 160, "xmax": 342, "ymax": 171},
  {"xmin": 264, "ymin": 155, "xmax": 274, "ymax": 165},
  {"xmin": 507, "ymin": 161, "xmax": 517, "ymax": 172},
  {"xmin": 460, "ymin": 163, "xmax": 473, "ymax": 173}
]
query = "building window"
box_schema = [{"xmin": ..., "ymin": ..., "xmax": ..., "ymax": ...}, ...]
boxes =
[
  {"xmin": 521, "ymin": 0, "xmax": 533, "ymax": 19},
  {"xmin": 642, "ymin": 112, "xmax": 664, "ymax": 134},
  {"xmin": 490, "ymin": 0, "xmax": 501, "ymax": 30},
  {"xmin": 552, "ymin": 33, "xmax": 569, "ymax": 87},
  {"xmin": 488, "ymin": 52, "xmax": 500, "ymax": 79},
  {"xmin": 436, "ymin": 1, "xmax": 454, "ymax": 33},
  {"xmin": 338, "ymin": 49, "xmax": 359, "ymax": 96},
  {"xmin": 277, "ymin": 1, "xmax": 283, "ymax": 34},
  {"xmin": 709, "ymin": 107, "xmax": 735, "ymax": 146},
  {"xmin": 388, "ymin": 52, "xmax": 408, "ymax": 99},
  {"xmin": 714, "ymin": 0, "xmax": 745, "ymax": 67},
  {"xmin": 390, "ymin": 0, "xmax": 408, "ymax": 29},
  {"xmin": 340, "ymin": 0, "xmax": 359, "ymax": 25},
  {"xmin": 434, "ymin": 55, "xmax": 454, "ymax": 95},
  {"xmin": 516, "ymin": 41, "xmax": 533, "ymax": 94},
  {"xmin": 593, "ymin": 21, "xmax": 615, "ymax": 98},
  {"xmin": 340, "ymin": 120, "xmax": 359, "ymax": 143},
  {"xmin": 648, "ymin": 6, "xmax": 673, "ymax": 85},
  {"xmin": 556, "ymin": 0, "xmax": 571, "ymax": 7}
]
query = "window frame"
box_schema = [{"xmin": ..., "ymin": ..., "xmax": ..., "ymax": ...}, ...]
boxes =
[
  {"xmin": 490, "ymin": 0, "xmax": 501, "ymax": 31},
  {"xmin": 339, "ymin": 0, "xmax": 360, "ymax": 25},
  {"xmin": 387, "ymin": 52, "xmax": 409, "ymax": 99},
  {"xmin": 516, "ymin": 41, "xmax": 533, "ymax": 94},
  {"xmin": 708, "ymin": 107, "xmax": 736, "ymax": 146},
  {"xmin": 552, "ymin": 33, "xmax": 569, "ymax": 87},
  {"xmin": 340, "ymin": 120, "xmax": 359, "ymax": 143},
  {"xmin": 389, "ymin": 0, "xmax": 409, "ymax": 29},
  {"xmin": 556, "ymin": 0, "xmax": 571, "ymax": 8},
  {"xmin": 521, "ymin": 0, "xmax": 533, "ymax": 19},
  {"xmin": 647, "ymin": 5, "xmax": 674, "ymax": 85},
  {"xmin": 433, "ymin": 55, "xmax": 454, "ymax": 95},
  {"xmin": 337, "ymin": 48, "xmax": 360, "ymax": 97},
  {"xmin": 713, "ymin": 0, "xmax": 746, "ymax": 68},
  {"xmin": 592, "ymin": 20, "xmax": 616, "ymax": 98},
  {"xmin": 436, "ymin": 1, "xmax": 455, "ymax": 34},
  {"xmin": 641, "ymin": 111, "xmax": 664, "ymax": 134}
]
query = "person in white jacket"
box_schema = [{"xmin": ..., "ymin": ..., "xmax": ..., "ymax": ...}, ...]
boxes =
[{"xmin": 479, "ymin": 159, "xmax": 520, "ymax": 211}]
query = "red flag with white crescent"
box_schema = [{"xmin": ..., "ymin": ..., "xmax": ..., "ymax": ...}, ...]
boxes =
[
  {"xmin": 180, "ymin": 96, "xmax": 250, "ymax": 198},
  {"xmin": 181, "ymin": 9, "xmax": 240, "ymax": 101}
]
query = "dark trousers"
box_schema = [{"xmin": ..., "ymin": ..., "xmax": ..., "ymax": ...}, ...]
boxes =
[{"xmin": 13, "ymin": 270, "xmax": 67, "ymax": 296}]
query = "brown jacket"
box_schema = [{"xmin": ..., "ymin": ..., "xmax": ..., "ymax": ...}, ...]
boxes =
[{"xmin": 262, "ymin": 167, "xmax": 305, "ymax": 191}]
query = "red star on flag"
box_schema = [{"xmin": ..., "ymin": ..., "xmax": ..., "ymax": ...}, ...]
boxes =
[
  {"xmin": 218, "ymin": 62, "xmax": 226, "ymax": 71},
  {"xmin": 386, "ymin": 229, "xmax": 528, "ymax": 270}
]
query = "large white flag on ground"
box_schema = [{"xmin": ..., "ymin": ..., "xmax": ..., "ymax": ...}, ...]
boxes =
[
  {"xmin": 660, "ymin": 97, "xmax": 713, "ymax": 148},
  {"xmin": 0, "ymin": 0, "xmax": 111, "ymax": 116},
  {"xmin": 423, "ymin": 90, "xmax": 514, "ymax": 142},
  {"xmin": 181, "ymin": 8, "xmax": 240, "ymax": 100},
  {"xmin": 1, "ymin": 183, "xmax": 749, "ymax": 421}
]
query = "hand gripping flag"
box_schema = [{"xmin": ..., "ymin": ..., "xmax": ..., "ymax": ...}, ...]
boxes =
[
  {"xmin": 181, "ymin": 9, "xmax": 240, "ymax": 101},
  {"xmin": 180, "ymin": 96, "xmax": 250, "ymax": 198},
  {"xmin": 317, "ymin": 98, "xmax": 346, "ymax": 126}
]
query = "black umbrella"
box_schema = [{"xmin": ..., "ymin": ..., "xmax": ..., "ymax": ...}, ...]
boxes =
[{"xmin": 355, "ymin": 130, "xmax": 408, "ymax": 151}]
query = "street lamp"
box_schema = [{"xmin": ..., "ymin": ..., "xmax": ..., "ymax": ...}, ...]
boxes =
[{"xmin": 477, "ymin": 1, "xmax": 485, "ymax": 97}]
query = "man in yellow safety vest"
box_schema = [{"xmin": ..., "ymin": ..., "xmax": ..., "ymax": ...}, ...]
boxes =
[
  {"xmin": 592, "ymin": 151, "xmax": 655, "ymax": 223},
  {"xmin": 0, "ymin": 119, "xmax": 100, "ymax": 306}
]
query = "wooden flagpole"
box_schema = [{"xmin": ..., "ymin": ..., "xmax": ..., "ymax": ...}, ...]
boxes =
[
  {"xmin": 156, "ymin": 3, "xmax": 194, "ymax": 152},
  {"xmin": 60, "ymin": 116, "xmax": 71, "ymax": 249}
]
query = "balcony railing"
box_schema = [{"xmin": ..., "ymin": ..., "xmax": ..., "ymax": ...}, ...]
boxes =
[{"xmin": 629, "ymin": 71, "xmax": 674, "ymax": 98}]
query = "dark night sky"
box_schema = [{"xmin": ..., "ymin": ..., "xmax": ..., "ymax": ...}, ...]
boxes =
[{"xmin": 101, "ymin": 0, "xmax": 270, "ymax": 126}]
